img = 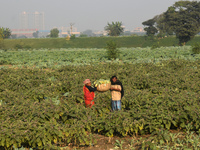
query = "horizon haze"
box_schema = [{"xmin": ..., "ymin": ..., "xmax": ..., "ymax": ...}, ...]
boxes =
[{"xmin": 1, "ymin": 0, "xmax": 180, "ymax": 32}]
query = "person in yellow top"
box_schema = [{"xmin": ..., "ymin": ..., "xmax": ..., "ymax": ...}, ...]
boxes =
[{"xmin": 110, "ymin": 76, "xmax": 124, "ymax": 111}]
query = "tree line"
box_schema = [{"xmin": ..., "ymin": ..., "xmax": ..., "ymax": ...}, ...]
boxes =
[
  {"xmin": 53, "ymin": 0, "xmax": 200, "ymax": 45},
  {"xmin": 142, "ymin": 0, "xmax": 200, "ymax": 45},
  {"xmin": 1, "ymin": 0, "xmax": 200, "ymax": 45}
]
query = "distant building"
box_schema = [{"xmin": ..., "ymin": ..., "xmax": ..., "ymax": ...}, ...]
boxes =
[
  {"xmin": 59, "ymin": 26, "xmax": 80, "ymax": 37},
  {"xmin": 11, "ymin": 29, "xmax": 38, "ymax": 38},
  {"xmin": 13, "ymin": 11, "xmax": 45, "ymax": 38},
  {"xmin": 132, "ymin": 27, "xmax": 145, "ymax": 32},
  {"xmin": 93, "ymin": 30, "xmax": 107, "ymax": 36},
  {"xmin": 38, "ymin": 30, "xmax": 51, "ymax": 38},
  {"xmin": 19, "ymin": 11, "xmax": 45, "ymax": 30}
]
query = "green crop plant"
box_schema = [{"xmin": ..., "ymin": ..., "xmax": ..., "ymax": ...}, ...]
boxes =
[
  {"xmin": 105, "ymin": 40, "xmax": 119, "ymax": 60},
  {"xmin": 114, "ymin": 140, "xmax": 124, "ymax": 149},
  {"xmin": 0, "ymin": 50, "xmax": 200, "ymax": 149},
  {"xmin": 1, "ymin": 46, "xmax": 200, "ymax": 68},
  {"xmin": 192, "ymin": 43, "xmax": 200, "ymax": 54}
]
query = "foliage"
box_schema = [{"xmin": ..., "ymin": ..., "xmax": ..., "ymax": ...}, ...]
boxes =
[
  {"xmin": 0, "ymin": 29, "xmax": 4, "ymax": 49},
  {"xmin": 0, "ymin": 27, "xmax": 11, "ymax": 39},
  {"xmin": 79, "ymin": 34, "xmax": 88, "ymax": 37},
  {"xmin": 81, "ymin": 29, "xmax": 94, "ymax": 37},
  {"xmin": 11, "ymin": 34, "xmax": 17, "ymax": 39},
  {"xmin": 142, "ymin": 18, "xmax": 158, "ymax": 37},
  {"xmin": 1, "ymin": 46, "xmax": 200, "ymax": 68},
  {"xmin": 70, "ymin": 34, "xmax": 76, "ymax": 40},
  {"xmin": 0, "ymin": 28, "xmax": 4, "ymax": 39},
  {"xmin": 32, "ymin": 31, "xmax": 39, "ymax": 38},
  {"xmin": 157, "ymin": 1, "xmax": 200, "ymax": 45},
  {"xmin": 151, "ymin": 41, "xmax": 160, "ymax": 49},
  {"xmin": 126, "ymin": 129, "xmax": 200, "ymax": 149},
  {"xmin": 14, "ymin": 44, "xmax": 23, "ymax": 50},
  {"xmin": 156, "ymin": 14, "xmax": 174, "ymax": 37},
  {"xmin": 14, "ymin": 44, "xmax": 32, "ymax": 50},
  {"xmin": 0, "ymin": 47, "xmax": 200, "ymax": 149},
  {"xmin": 3, "ymin": 36, "xmax": 200, "ymax": 49},
  {"xmin": 0, "ymin": 99, "xmax": 66, "ymax": 149},
  {"xmin": 105, "ymin": 40, "xmax": 119, "ymax": 60},
  {"xmin": 50, "ymin": 28, "xmax": 59, "ymax": 38},
  {"xmin": 104, "ymin": 21, "xmax": 124, "ymax": 36},
  {"xmin": 0, "ymin": 57, "xmax": 200, "ymax": 149},
  {"xmin": 17, "ymin": 35, "xmax": 27, "ymax": 39},
  {"xmin": 114, "ymin": 140, "xmax": 124, "ymax": 149},
  {"xmin": 192, "ymin": 43, "xmax": 200, "ymax": 54}
]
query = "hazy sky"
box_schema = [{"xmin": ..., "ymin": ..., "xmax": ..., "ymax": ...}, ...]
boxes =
[{"xmin": 1, "ymin": 0, "xmax": 179, "ymax": 32}]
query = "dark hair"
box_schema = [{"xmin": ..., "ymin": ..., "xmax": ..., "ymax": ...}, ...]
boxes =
[{"xmin": 110, "ymin": 75, "xmax": 117, "ymax": 83}]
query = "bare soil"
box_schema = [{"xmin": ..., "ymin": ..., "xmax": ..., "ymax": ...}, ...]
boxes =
[{"xmin": 59, "ymin": 134, "xmax": 152, "ymax": 150}]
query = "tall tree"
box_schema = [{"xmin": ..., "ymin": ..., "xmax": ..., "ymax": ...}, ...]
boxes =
[
  {"xmin": 50, "ymin": 28, "xmax": 59, "ymax": 38},
  {"xmin": 82, "ymin": 29, "xmax": 94, "ymax": 37},
  {"xmin": 158, "ymin": 1, "xmax": 200, "ymax": 45},
  {"xmin": 104, "ymin": 21, "xmax": 124, "ymax": 36},
  {"xmin": 155, "ymin": 13, "xmax": 174, "ymax": 37},
  {"xmin": 142, "ymin": 18, "xmax": 158, "ymax": 37}
]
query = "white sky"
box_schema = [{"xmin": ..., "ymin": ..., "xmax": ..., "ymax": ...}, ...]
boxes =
[{"xmin": 0, "ymin": 0, "xmax": 180, "ymax": 32}]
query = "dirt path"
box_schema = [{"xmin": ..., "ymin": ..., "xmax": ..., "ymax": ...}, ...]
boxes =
[{"xmin": 58, "ymin": 134, "xmax": 153, "ymax": 150}]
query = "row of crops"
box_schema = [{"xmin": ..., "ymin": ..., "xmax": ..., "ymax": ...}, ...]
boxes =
[
  {"xmin": 0, "ymin": 47, "xmax": 200, "ymax": 149},
  {"xmin": 0, "ymin": 46, "xmax": 200, "ymax": 69}
]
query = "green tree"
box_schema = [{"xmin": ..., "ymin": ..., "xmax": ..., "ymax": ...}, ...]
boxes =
[
  {"xmin": 82, "ymin": 29, "xmax": 94, "ymax": 37},
  {"xmin": 142, "ymin": 18, "xmax": 158, "ymax": 37},
  {"xmin": 70, "ymin": 34, "xmax": 76, "ymax": 40},
  {"xmin": 50, "ymin": 28, "xmax": 59, "ymax": 38},
  {"xmin": 104, "ymin": 21, "xmax": 124, "ymax": 36},
  {"xmin": 33, "ymin": 31, "xmax": 39, "ymax": 38},
  {"xmin": 156, "ymin": 14, "xmax": 174, "ymax": 37},
  {"xmin": 11, "ymin": 34, "xmax": 17, "ymax": 39},
  {"xmin": 0, "ymin": 28, "xmax": 3, "ymax": 39},
  {"xmin": 157, "ymin": 1, "xmax": 200, "ymax": 45},
  {"xmin": 105, "ymin": 40, "xmax": 119, "ymax": 59},
  {"xmin": 79, "ymin": 34, "xmax": 88, "ymax": 37},
  {"xmin": 0, "ymin": 27, "xmax": 11, "ymax": 39}
]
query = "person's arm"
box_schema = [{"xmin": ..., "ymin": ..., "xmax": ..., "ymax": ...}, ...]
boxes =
[
  {"xmin": 86, "ymin": 85, "xmax": 97, "ymax": 92},
  {"xmin": 110, "ymin": 85, "xmax": 121, "ymax": 91}
]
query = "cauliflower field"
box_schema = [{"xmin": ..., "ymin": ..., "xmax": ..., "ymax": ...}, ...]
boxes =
[{"xmin": 0, "ymin": 46, "xmax": 199, "ymax": 69}]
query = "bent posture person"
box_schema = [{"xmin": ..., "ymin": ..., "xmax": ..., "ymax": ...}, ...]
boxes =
[
  {"xmin": 83, "ymin": 79, "xmax": 97, "ymax": 108},
  {"xmin": 110, "ymin": 76, "xmax": 124, "ymax": 111}
]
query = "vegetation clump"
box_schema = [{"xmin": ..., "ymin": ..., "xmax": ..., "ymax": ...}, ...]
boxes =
[
  {"xmin": 0, "ymin": 60, "xmax": 200, "ymax": 149},
  {"xmin": 143, "ymin": 1, "xmax": 200, "ymax": 45},
  {"xmin": 104, "ymin": 21, "xmax": 124, "ymax": 36},
  {"xmin": 105, "ymin": 40, "xmax": 119, "ymax": 60},
  {"xmin": 192, "ymin": 43, "xmax": 200, "ymax": 54}
]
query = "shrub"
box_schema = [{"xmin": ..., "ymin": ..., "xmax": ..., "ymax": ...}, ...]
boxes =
[
  {"xmin": 15, "ymin": 44, "xmax": 23, "ymax": 50},
  {"xmin": 0, "ymin": 34, "xmax": 4, "ymax": 49},
  {"xmin": 70, "ymin": 34, "xmax": 76, "ymax": 40},
  {"xmin": 151, "ymin": 41, "xmax": 160, "ymax": 50},
  {"xmin": 79, "ymin": 34, "xmax": 88, "ymax": 37},
  {"xmin": 192, "ymin": 43, "xmax": 200, "ymax": 54},
  {"xmin": 23, "ymin": 45, "xmax": 32, "ymax": 49},
  {"xmin": 105, "ymin": 40, "xmax": 119, "ymax": 60}
]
